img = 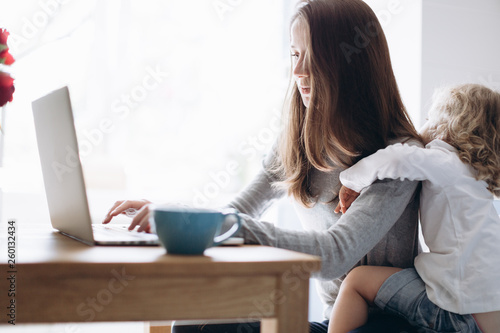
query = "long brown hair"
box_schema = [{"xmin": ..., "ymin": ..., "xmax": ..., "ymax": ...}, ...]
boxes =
[
  {"xmin": 423, "ymin": 84, "xmax": 500, "ymax": 196},
  {"xmin": 275, "ymin": 0, "xmax": 420, "ymax": 206}
]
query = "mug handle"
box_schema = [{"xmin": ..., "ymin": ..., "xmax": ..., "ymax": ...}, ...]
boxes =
[{"xmin": 213, "ymin": 209, "xmax": 242, "ymax": 246}]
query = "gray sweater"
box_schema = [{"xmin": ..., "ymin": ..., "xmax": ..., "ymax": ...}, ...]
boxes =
[{"xmin": 227, "ymin": 143, "xmax": 421, "ymax": 319}]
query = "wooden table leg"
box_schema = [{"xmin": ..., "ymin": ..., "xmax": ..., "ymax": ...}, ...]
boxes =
[
  {"xmin": 147, "ymin": 322, "xmax": 172, "ymax": 333},
  {"xmin": 261, "ymin": 318, "xmax": 278, "ymax": 333},
  {"xmin": 262, "ymin": 272, "xmax": 310, "ymax": 333}
]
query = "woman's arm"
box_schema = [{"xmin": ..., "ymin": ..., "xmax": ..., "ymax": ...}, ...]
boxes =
[
  {"xmin": 226, "ymin": 168, "xmax": 285, "ymax": 220},
  {"xmin": 226, "ymin": 145, "xmax": 286, "ymax": 219},
  {"xmin": 235, "ymin": 178, "xmax": 420, "ymax": 280}
]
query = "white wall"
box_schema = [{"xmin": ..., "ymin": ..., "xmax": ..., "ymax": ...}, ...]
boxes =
[
  {"xmin": 365, "ymin": 0, "xmax": 423, "ymax": 127},
  {"xmin": 368, "ymin": 0, "xmax": 500, "ymax": 128},
  {"xmin": 421, "ymin": 0, "xmax": 500, "ymax": 125},
  {"xmin": 388, "ymin": 0, "xmax": 423, "ymax": 127}
]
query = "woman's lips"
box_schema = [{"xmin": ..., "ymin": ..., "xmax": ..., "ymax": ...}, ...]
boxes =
[{"xmin": 300, "ymin": 87, "xmax": 310, "ymax": 95}]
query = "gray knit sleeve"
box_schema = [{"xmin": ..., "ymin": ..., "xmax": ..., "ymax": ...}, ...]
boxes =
[
  {"xmin": 237, "ymin": 178, "xmax": 420, "ymax": 280},
  {"xmin": 226, "ymin": 144, "xmax": 286, "ymax": 219}
]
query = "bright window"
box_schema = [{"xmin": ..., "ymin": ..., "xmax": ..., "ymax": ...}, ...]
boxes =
[{"xmin": 0, "ymin": 0, "xmax": 293, "ymax": 219}]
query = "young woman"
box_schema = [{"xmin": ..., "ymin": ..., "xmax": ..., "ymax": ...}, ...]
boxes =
[
  {"xmin": 104, "ymin": 1, "xmax": 423, "ymax": 331},
  {"xmin": 329, "ymin": 84, "xmax": 500, "ymax": 333}
]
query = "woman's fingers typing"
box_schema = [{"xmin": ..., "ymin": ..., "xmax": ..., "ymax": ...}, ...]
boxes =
[
  {"xmin": 102, "ymin": 200, "xmax": 126, "ymax": 224},
  {"xmin": 128, "ymin": 204, "xmax": 152, "ymax": 232},
  {"xmin": 102, "ymin": 199, "xmax": 151, "ymax": 224}
]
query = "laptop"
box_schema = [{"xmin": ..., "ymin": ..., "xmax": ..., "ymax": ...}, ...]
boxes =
[{"xmin": 32, "ymin": 86, "xmax": 159, "ymax": 246}]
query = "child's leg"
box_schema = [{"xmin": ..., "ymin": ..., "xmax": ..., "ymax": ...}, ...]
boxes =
[{"xmin": 328, "ymin": 266, "xmax": 403, "ymax": 333}]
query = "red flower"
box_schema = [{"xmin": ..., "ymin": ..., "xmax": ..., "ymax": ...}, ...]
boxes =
[
  {"xmin": 0, "ymin": 50, "xmax": 14, "ymax": 65},
  {"xmin": 0, "ymin": 29, "xmax": 9, "ymax": 45},
  {"xmin": 0, "ymin": 29, "xmax": 15, "ymax": 109},
  {"xmin": 0, "ymin": 28, "xmax": 14, "ymax": 65},
  {"xmin": 0, "ymin": 71, "xmax": 15, "ymax": 107}
]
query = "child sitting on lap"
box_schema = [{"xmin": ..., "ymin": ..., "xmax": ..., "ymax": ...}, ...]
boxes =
[{"xmin": 329, "ymin": 83, "xmax": 500, "ymax": 333}]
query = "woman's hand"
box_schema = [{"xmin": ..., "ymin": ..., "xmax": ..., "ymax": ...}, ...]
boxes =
[
  {"xmin": 102, "ymin": 199, "xmax": 153, "ymax": 232},
  {"xmin": 334, "ymin": 186, "xmax": 360, "ymax": 214}
]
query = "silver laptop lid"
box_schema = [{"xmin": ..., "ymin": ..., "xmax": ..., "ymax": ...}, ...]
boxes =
[{"xmin": 32, "ymin": 86, "xmax": 94, "ymax": 245}]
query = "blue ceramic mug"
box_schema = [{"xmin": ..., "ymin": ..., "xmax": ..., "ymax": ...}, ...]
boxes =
[{"xmin": 151, "ymin": 206, "xmax": 242, "ymax": 255}]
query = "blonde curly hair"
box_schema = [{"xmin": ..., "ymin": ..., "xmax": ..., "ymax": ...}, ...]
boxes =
[{"xmin": 422, "ymin": 83, "xmax": 500, "ymax": 196}]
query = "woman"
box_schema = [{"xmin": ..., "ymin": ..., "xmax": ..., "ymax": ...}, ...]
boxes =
[{"xmin": 103, "ymin": 0, "xmax": 422, "ymax": 331}]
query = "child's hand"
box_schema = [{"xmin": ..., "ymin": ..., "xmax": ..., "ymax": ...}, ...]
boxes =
[{"xmin": 334, "ymin": 185, "xmax": 360, "ymax": 214}]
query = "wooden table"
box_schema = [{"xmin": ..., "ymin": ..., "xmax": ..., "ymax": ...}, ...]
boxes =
[{"xmin": 0, "ymin": 224, "xmax": 321, "ymax": 333}]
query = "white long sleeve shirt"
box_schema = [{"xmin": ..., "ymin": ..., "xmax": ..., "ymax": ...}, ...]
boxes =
[{"xmin": 340, "ymin": 139, "xmax": 500, "ymax": 314}]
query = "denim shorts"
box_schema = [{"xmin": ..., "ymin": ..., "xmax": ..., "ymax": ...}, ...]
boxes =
[{"xmin": 374, "ymin": 268, "xmax": 482, "ymax": 333}]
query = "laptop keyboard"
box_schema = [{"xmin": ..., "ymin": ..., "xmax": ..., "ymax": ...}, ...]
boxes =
[
  {"xmin": 92, "ymin": 224, "xmax": 159, "ymax": 244},
  {"xmin": 95, "ymin": 224, "xmax": 134, "ymax": 233}
]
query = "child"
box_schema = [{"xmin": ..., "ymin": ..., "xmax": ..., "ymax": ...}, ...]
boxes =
[{"xmin": 329, "ymin": 83, "xmax": 500, "ymax": 333}]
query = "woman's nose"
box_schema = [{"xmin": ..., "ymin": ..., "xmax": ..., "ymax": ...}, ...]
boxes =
[{"xmin": 293, "ymin": 58, "xmax": 309, "ymax": 78}]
